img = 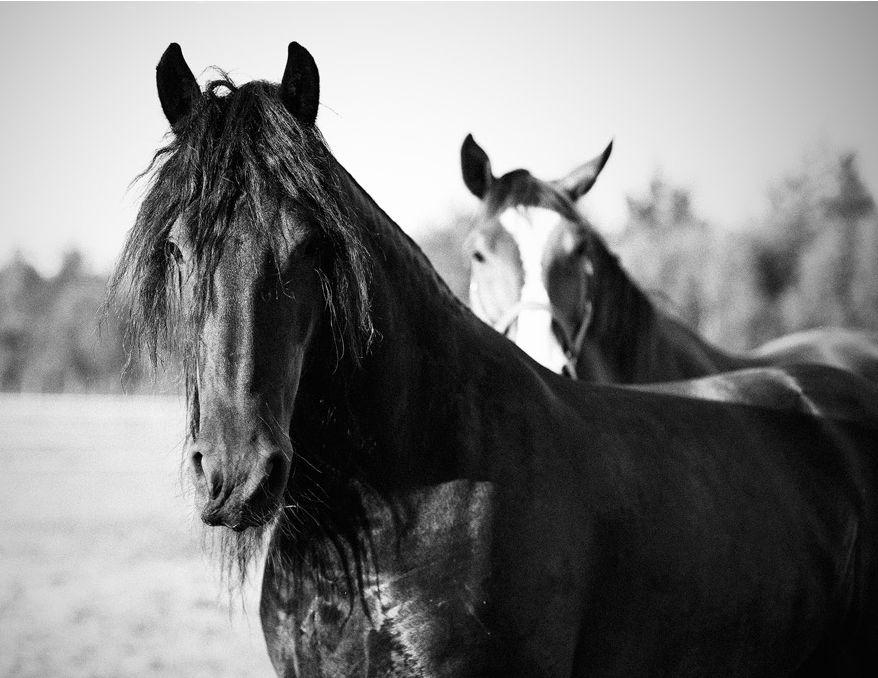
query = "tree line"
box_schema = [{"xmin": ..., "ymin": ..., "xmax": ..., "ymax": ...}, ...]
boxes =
[{"xmin": 1, "ymin": 148, "xmax": 875, "ymax": 393}]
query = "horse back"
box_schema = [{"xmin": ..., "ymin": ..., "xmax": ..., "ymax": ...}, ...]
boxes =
[
  {"xmin": 754, "ymin": 327, "xmax": 878, "ymax": 386},
  {"xmin": 633, "ymin": 363, "xmax": 878, "ymax": 427}
]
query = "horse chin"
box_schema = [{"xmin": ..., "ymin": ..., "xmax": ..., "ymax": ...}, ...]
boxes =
[
  {"xmin": 208, "ymin": 504, "xmax": 280, "ymax": 532},
  {"xmin": 199, "ymin": 484, "xmax": 286, "ymax": 531},
  {"xmin": 203, "ymin": 504, "xmax": 277, "ymax": 587}
]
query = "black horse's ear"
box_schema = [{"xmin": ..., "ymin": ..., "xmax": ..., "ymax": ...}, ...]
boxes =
[
  {"xmin": 556, "ymin": 140, "xmax": 614, "ymax": 202},
  {"xmin": 461, "ymin": 134, "xmax": 494, "ymax": 200},
  {"xmin": 156, "ymin": 43, "xmax": 200, "ymax": 128},
  {"xmin": 279, "ymin": 42, "xmax": 320, "ymax": 126}
]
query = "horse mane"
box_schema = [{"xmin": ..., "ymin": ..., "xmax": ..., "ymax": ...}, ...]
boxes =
[
  {"xmin": 485, "ymin": 169, "xmax": 582, "ymax": 224},
  {"xmin": 106, "ymin": 74, "xmax": 382, "ymax": 590},
  {"xmin": 584, "ymin": 229, "xmax": 658, "ymax": 379}
]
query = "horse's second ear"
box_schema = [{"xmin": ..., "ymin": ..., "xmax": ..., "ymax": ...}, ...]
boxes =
[
  {"xmin": 156, "ymin": 43, "xmax": 200, "ymax": 129},
  {"xmin": 556, "ymin": 140, "xmax": 614, "ymax": 202},
  {"xmin": 280, "ymin": 42, "xmax": 320, "ymax": 126},
  {"xmin": 461, "ymin": 134, "xmax": 494, "ymax": 199}
]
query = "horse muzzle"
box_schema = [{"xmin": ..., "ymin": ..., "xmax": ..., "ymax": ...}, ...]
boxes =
[
  {"xmin": 509, "ymin": 306, "xmax": 570, "ymax": 374},
  {"xmin": 190, "ymin": 442, "xmax": 291, "ymax": 530}
]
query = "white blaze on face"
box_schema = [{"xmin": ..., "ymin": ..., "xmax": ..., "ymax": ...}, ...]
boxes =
[{"xmin": 498, "ymin": 206, "xmax": 568, "ymax": 374}]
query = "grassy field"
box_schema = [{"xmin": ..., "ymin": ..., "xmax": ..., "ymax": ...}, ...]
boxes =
[{"xmin": 0, "ymin": 394, "xmax": 276, "ymax": 677}]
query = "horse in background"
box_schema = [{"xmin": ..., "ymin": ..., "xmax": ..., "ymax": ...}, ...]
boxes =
[
  {"xmin": 110, "ymin": 42, "xmax": 878, "ymax": 677},
  {"xmin": 462, "ymin": 134, "xmax": 878, "ymax": 385}
]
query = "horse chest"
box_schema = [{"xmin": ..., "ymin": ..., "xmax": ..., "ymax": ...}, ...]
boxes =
[
  {"xmin": 263, "ymin": 575, "xmax": 493, "ymax": 678},
  {"xmin": 261, "ymin": 481, "xmax": 499, "ymax": 677}
]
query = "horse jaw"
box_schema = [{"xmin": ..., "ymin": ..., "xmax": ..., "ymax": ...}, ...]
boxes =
[{"xmin": 498, "ymin": 206, "xmax": 568, "ymax": 374}]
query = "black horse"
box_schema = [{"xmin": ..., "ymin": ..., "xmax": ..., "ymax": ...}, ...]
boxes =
[
  {"xmin": 461, "ymin": 135, "xmax": 878, "ymax": 384},
  {"xmin": 111, "ymin": 42, "xmax": 878, "ymax": 677}
]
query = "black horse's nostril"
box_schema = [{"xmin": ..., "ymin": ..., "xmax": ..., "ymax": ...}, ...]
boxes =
[
  {"xmin": 206, "ymin": 471, "xmax": 222, "ymax": 501},
  {"xmin": 191, "ymin": 451, "xmax": 204, "ymax": 478},
  {"xmin": 265, "ymin": 452, "xmax": 287, "ymax": 496},
  {"xmin": 192, "ymin": 450, "xmax": 223, "ymax": 500}
]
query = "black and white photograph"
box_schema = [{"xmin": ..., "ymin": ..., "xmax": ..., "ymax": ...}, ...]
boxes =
[{"xmin": 2, "ymin": 2, "xmax": 878, "ymax": 676}]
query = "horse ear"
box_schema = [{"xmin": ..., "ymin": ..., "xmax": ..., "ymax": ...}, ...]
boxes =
[
  {"xmin": 280, "ymin": 42, "xmax": 320, "ymax": 126},
  {"xmin": 461, "ymin": 134, "xmax": 494, "ymax": 200},
  {"xmin": 556, "ymin": 140, "xmax": 614, "ymax": 202},
  {"xmin": 156, "ymin": 43, "xmax": 200, "ymax": 128}
]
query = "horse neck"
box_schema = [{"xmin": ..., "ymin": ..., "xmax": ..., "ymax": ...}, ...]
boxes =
[
  {"xmin": 294, "ymin": 162, "xmax": 496, "ymax": 493},
  {"xmin": 585, "ymin": 242, "xmax": 756, "ymax": 383}
]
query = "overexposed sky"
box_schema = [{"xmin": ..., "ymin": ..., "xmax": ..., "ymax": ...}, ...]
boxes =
[{"xmin": 2, "ymin": 2, "xmax": 877, "ymax": 274}]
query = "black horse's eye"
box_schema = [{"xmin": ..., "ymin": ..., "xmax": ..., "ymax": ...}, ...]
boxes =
[
  {"xmin": 571, "ymin": 242, "xmax": 589, "ymax": 259},
  {"xmin": 472, "ymin": 250, "xmax": 486, "ymax": 263},
  {"xmin": 165, "ymin": 240, "xmax": 184, "ymax": 265}
]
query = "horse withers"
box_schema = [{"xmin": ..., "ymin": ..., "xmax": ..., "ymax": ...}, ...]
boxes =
[
  {"xmin": 110, "ymin": 42, "xmax": 878, "ymax": 677},
  {"xmin": 461, "ymin": 134, "xmax": 878, "ymax": 385}
]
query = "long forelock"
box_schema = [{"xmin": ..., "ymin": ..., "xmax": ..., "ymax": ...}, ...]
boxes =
[{"xmin": 107, "ymin": 74, "xmax": 374, "ymax": 390}]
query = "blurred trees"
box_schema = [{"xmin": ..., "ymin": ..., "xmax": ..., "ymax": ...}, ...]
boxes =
[
  {"xmin": 0, "ymin": 250, "xmax": 141, "ymax": 393},
  {"xmin": 419, "ymin": 148, "xmax": 877, "ymax": 353},
  {"xmin": 0, "ymin": 253, "xmax": 45, "ymax": 390},
  {"xmin": 614, "ymin": 150, "xmax": 878, "ymax": 350},
  {"xmin": 614, "ymin": 175, "xmax": 717, "ymax": 332},
  {"xmin": 790, "ymin": 154, "xmax": 877, "ymax": 329}
]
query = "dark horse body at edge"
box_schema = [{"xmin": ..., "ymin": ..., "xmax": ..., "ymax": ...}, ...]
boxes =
[{"xmin": 112, "ymin": 43, "xmax": 878, "ymax": 677}]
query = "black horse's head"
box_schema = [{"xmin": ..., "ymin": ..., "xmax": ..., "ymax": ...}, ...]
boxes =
[
  {"xmin": 462, "ymin": 134, "xmax": 612, "ymax": 376},
  {"xmin": 112, "ymin": 43, "xmax": 372, "ymax": 537}
]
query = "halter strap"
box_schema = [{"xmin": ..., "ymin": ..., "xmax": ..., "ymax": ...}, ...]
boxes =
[
  {"xmin": 561, "ymin": 299, "xmax": 592, "ymax": 379},
  {"xmin": 471, "ymin": 264, "xmax": 594, "ymax": 379},
  {"xmin": 492, "ymin": 300, "xmax": 555, "ymax": 337}
]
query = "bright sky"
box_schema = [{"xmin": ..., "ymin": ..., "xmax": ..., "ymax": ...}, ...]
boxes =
[{"xmin": 2, "ymin": 2, "xmax": 877, "ymax": 274}]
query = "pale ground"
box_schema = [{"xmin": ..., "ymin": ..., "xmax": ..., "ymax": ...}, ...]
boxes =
[{"xmin": 0, "ymin": 394, "xmax": 276, "ymax": 677}]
